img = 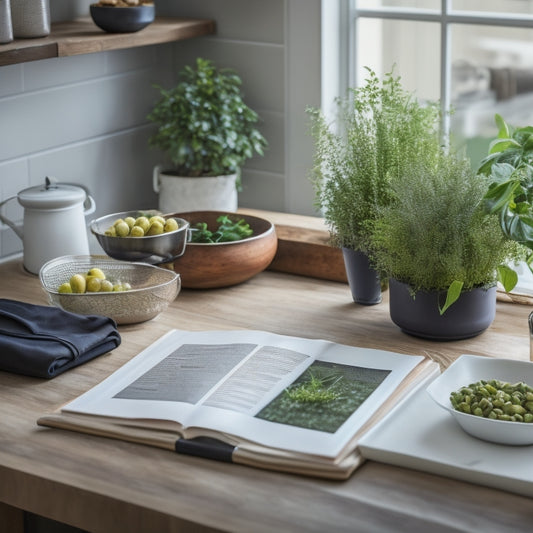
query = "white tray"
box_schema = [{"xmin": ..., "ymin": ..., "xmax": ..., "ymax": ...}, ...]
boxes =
[{"xmin": 359, "ymin": 359, "xmax": 533, "ymax": 498}]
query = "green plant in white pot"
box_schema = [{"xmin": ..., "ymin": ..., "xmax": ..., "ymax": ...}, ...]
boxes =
[
  {"xmin": 147, "ymin": 57, "xmax": 267, "ymax": 214},
  {"xmin": 370, "ymin": 148, "xmax": 524, "ymax": 340},
  {"xmin": 307, "ymin": 67, "xmax": 442, "ymax": 305}
]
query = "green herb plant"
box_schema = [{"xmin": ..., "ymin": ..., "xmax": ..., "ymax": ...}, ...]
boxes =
[
  {"xmin": 307, "ymin": 67, "xmax": 442, "ymax": 255},
  {"xmin": 190, "ymin": 215, "xmax": 253, "ymax": 243},
  {"xmin": 370, "ymin": 149, "xmax": 524, "ymax": 314},
  {"xmin": 147, "ymin": 58, "xmax": 267, "ymax": 181},
  {"xmin": 285, "ymin": 371, "xmax": 343, "ymax": 404},
  {"xmin": 477, "ymin": 114, "xmax": 533, "ymax": 256}
]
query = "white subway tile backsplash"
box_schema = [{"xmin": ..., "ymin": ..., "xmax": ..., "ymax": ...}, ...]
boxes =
[
  {"xmin": 0, "ymin": 226, "xmax": 23, "ymax": 258},
  {"xmin": 105, "ymin": 45, "xmax": 159, "ymax": 75},
  {"xmin": 156, "ymin": 0, "xmax": 284, "ymax": 44},
  {"xmin": 0, "ymin": 159, "xmax": 29, "ymax": 224},
  {"xmin": 239, "ymin": 170, "xmax": 286, "ymax": 212},
  {"xmin": 0, "ymin": 64, "xmax": 23, "ymax": 97},
  {"xmin": 246, "ymin": 110, "xmax": 284, "ymax": 175},
  {"xmin": 23, "ymin": 53, "xmax": 106, "ymax": 91},
  {"xmin": 0, "ymin": 68, "xmax": 164, "ymax": 161},
  {"xmin": 171, "ymin": 38, "xmax": 284, "ymax": 113},
  {"xmin": 27, "ymin": 127, "xmax": 160, "ymax": 218}
]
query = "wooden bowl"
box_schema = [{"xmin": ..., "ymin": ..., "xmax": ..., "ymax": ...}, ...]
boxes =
[{"xmin": 168, "ymin": 211, "xmax": 278, "ymax": 289}]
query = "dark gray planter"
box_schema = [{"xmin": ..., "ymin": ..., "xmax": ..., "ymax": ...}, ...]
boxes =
[
  {"xmin": 389, "ymin": 278, "xmax": 496, "ymax": 340},
  {"xmin": 342, "ymin": 248, "xmax": 381, "ymax": 305}
]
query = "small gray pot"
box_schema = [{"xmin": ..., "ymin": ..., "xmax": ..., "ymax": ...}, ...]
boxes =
[
  {"xmin": 389, "ymin": 278, "xmax": 496, "ymax": 341},
  {"xmin": 342, "ymin": 248, "xmax": 381, "ymax": 305}
]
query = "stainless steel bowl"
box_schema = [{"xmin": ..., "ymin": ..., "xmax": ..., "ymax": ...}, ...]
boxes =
[
  {"xmin": 90, "ymin": 210, "xmax": 189, "ymax": 264},
  {"xmin": 39, "ymin": 255, "xmax": 180, "ymax": 325}
]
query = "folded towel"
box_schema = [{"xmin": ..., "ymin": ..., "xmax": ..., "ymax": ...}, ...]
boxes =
[{"xmin": 0, "ymin": 299, "xmax": 121, "ymax": 378}]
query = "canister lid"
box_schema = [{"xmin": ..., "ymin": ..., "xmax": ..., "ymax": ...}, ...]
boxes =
[{"xmin": 18, "ymin": 177, "xmax": 86, "ymax": 209}]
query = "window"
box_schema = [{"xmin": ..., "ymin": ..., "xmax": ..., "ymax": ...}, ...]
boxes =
[{"xmin": 346, "ymin": 0, "xmax": 533, "ymax": 162}]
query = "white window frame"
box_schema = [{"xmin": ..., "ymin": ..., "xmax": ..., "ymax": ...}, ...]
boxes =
[{"xmin": 345, "ymin": 0, "xmax": 533, "ymax": 135}]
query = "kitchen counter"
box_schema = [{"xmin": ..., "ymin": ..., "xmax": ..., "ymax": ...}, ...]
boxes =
[{"xmin": 1, "ymin": 241, "xmax": 532, "ymax": 532}]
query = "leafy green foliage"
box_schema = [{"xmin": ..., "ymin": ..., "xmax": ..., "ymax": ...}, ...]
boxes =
[
  {"xmin": 190, "ymin": 215, "xmax": 253, "ymax": 243},
  {"xmin": 147, "ymin": 58, "xmax": 267, "ymax": 177},
  {"xmin": 439, "ymin": 280, "xmax": 464, "ymax": 316},
  {"xmin": 478, "ymin": 114, "xmax": 533, "ymax": 175},
  {"xmin": 307, "ymin": 67, "xmax": 442, "ymax": 253},
  {"xmin": 370, "ymin": 151, "xmax": 525, "ymax": 298},
  {"xmin": 478, "ymin": 114, "xmax": 533, "ymax": 252}
]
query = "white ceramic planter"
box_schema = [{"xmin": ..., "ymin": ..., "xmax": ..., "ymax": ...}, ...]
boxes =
[{"xmin": 153, "ymin": 166, "xmax": 238, "ymax": 214}]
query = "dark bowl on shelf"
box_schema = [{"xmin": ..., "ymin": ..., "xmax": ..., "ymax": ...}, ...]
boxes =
[{"xmin": 90, "ymin": 4, "xmax": 155, "ymax": 33}]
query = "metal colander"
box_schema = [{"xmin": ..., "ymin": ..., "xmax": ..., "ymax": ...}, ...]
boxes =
[{"xmin": 39, "ymin": 255, "xmax": 180, "ymax": 325}]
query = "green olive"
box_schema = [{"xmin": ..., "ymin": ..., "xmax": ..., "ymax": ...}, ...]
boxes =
[
  {"xmin": 130, "ymin": 226, "xmax": 145, "ymax": 237},
  {"xmin": 134, "ymin": 216, "xmax": 151, "ymax": 233},
  {"xmin": 86, "ymin": 277, "xmax": 102, "ymax": 292},
  {"xmin": 115, "ymin": 221, "xmax": 130, "ymax": 237},
  {"xmin": 147, "ymin": 220, "xmax": 164, "ymax": 235},
  {"xmin": 150, "ymin": 215, "xmax": 166, "ymax": 226},
  {"xmin": 124, "ymin": 216, "xmax": 136, "ymax": 228},
  {"xmin": 164, "ymin": 218, "xmax": 179, "ymax": 232},
  {"xmin": 100, "ymin": 279, "xmax": 114, "ymax": 292},
  {"xmin": 69, "ymin": 274, "xmax": 86, "ymax": 294},
  {"xmin": 58, "ymin": 282, "xmax": 73, "ymax": 294},
  {"xmin": 87, "ymin": 267, "xmax": 106, "ymax": 279}
]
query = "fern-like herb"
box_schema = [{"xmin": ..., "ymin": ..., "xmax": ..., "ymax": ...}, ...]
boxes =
[
  {"xmin": 307, "ymin": 67, "xmax": 442, "ymax": 255},
  {"xmin": 370, "ymin": 150, "xmax": 526, "ymax": 297}
]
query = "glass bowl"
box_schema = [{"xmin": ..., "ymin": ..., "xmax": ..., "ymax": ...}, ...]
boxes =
[
  {"xmin": 39, "ymin": 255, "xmax": 180, "ymax": 325},
  {"xmin": 90, "ymin": 210, "xmax": 189, "ymax": 264}
]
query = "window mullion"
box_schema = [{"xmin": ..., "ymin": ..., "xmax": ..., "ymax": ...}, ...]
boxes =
[{"xmin": 441, "ymin": 0, "xmax": 451, "ymax": 140}]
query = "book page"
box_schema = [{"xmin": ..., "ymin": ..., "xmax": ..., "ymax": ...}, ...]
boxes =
[{"xmin": 61, "ymin": 329, "xmax": 425, "ymax": 458}]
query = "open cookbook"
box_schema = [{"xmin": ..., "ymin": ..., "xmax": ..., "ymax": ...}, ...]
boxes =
[{"xmin": 38, "ymin": 329, "xmax": 439, "ymax": 479}]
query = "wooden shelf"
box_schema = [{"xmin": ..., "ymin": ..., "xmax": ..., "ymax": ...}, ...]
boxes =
[{"xmin": 0, "ymin": 16, "xmax": 216, "ymax": 67}]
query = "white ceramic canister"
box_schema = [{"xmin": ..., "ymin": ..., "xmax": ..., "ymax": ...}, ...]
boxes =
[
  {"xmin": 11, "ymin": 0, "xmax": 50, "ymax": 38},
  {"xmin": 0, "ymin": 178, "xmax": 96, "ymax": 274},
  {"xmin": 153, "ymin": 165, "xmax": 238, "ymax": 214}
]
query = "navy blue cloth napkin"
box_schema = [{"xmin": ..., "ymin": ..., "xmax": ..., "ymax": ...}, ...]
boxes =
[{"xmin": 0, "ymin": 299, "xmax": 121, "ymax": 379}]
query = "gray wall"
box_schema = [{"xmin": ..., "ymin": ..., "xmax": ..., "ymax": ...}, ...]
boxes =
[{"xmin": 0, "ymin": 0, "xmax": 322, "ymax": 261}]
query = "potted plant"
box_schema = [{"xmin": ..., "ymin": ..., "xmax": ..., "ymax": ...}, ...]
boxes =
[
  {"xmin": 307, "ymin": 68, "xmax": 442, "ymax": 305},
  {"xmin": 477, "ymin": 113, "xmax": 533, "ymax": 255},
  {"xmin": 147, "ymin": 58, "xmax": 267, "ymax": 214},
  {"xmin": 369, "ymin": 148, "xmax": 524, "ymax": 340}
]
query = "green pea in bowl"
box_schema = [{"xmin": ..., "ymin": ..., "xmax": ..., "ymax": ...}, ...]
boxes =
[
  {"xmin": 39, "ymin": 255, "xmax": 180, "ymax": 325},
  {"xmin": 427, "ymin": 354, "xmax": 533, "ymax": 445}
]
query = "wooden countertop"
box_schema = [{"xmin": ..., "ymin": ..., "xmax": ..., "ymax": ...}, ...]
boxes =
[{"xmin": 0, "ymin": 236, "xmax": 532, "ymax": 532}]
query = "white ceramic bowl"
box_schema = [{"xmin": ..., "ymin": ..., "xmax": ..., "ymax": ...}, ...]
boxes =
[
  {"xmin": 427, "ymin": 354, "xmax": 533, "ymax": 445},
  {"xmin": 39, "ymin": 255, "xmax": 180, "ymax": 325}
]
